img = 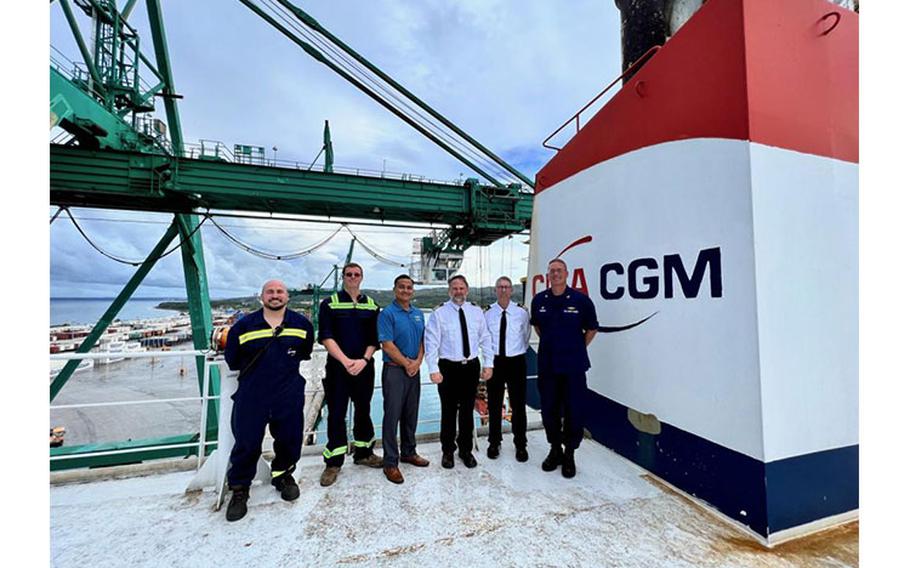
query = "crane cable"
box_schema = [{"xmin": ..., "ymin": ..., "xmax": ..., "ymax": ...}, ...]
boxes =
[
  {"xmin": 259, "ymin": 0, "xmax": 527, "ymax": 188},
  {"xmin": 343, "ymin": 226, "xmax": 408, "ymax": 267},
  {"xmin": 208, "ymin": 216, "xmax": 344, "ymax": 260},
  {"xmin": 60, "ymin": 206, "xmax": 423, "ymax": 267},
  {"xmin": 60, "ymin": 207, "xmax": 209, "ymax": 266}
]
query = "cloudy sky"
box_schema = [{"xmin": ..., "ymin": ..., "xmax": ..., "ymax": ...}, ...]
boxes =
[{"xmin": 50, "ymin": 0, "xmax": 623, "ymax": 298}]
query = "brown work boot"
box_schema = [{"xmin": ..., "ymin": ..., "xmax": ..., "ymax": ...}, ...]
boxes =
[
  {"xmin": 400, "ymin": 454, "xmax": 430, "ymax": 467},
  {"xmin": 383, "ymin": 465, "xmax": 404, "ymax": 484},
  {"xmin": 320, "ymin": 466, "xmax": 341, "ymax": 487},
  {"xmin": 353, "ymin": 453, "xmax": 384, "ymax": 468}
]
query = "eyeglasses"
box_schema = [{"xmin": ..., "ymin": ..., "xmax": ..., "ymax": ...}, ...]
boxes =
[{"xmin": 344, "ymin": 272, "xmax": 362, "ymax": 278}]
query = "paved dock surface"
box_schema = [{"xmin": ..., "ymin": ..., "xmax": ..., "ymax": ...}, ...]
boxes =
[{"xmin": 50, "ymin": 430, "xmax": 857, "ymax": 567}]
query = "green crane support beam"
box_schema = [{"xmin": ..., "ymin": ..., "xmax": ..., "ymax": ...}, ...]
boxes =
[
  {"xmin": 50, "ymin": 219, "xmax": 180, "ymax": 401},
  {"xmin": 145, "ymin": 0, "xmax": 184, "ymax": 154},
  {"xmin": 49, "ymin": 145, "xmax": 533, "ymax": 246},
  {"xmin": 175, "ymin": 213, "xmax": 220, "ymax": 436}
]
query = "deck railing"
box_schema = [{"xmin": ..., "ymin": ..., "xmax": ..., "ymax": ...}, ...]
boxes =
[{"xmin": 49, "ymin": 347, "xmax": 539, "ymax": 471}]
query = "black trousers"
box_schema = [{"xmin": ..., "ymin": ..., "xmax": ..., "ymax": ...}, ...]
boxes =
[
  {"xmin": 322, "ymin": 361, "xmax": 376, "ymax": 467},
  {"xmin": 487, "ymin": 354, "xmax": 528, "ymax": 448},
  {"xmin": 537, "ymin": 371, "xmax": 588, "ymax": 451},
  {"xmin": 437, "ymin": 358, "xmax": 480, "ymax": 455}
]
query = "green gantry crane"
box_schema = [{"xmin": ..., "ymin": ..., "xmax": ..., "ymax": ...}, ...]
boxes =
[{"xmin": 49, "ymin": 0, "xmax": 534, "ymax": 470}]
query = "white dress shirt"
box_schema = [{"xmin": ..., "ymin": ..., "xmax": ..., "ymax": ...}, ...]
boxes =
[
  {"xmin": 425, "ymin": 300, "xmax": 494, "ymax": 373},
  {"xmin": 484, "ymin": 300, "xmax": 531, "ymax": 357}
]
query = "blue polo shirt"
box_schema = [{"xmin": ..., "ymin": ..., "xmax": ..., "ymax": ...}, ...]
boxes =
[
  {"xmin": 377, "ymin": 300, "xmax": 425, "ymax": 362},
  {"xmin": 530, "ymin": 287, "xmax": 598, "ymax": 375}
]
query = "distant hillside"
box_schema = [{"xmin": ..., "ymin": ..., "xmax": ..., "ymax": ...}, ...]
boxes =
[{"xmin": 157, "ymin": 286, "xmax": 526, "ymax": 314}]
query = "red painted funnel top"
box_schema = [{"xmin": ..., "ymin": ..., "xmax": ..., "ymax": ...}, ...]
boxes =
[{"xmin": 535, "ymin": 0, "xmax": 858, "ymax": 193}]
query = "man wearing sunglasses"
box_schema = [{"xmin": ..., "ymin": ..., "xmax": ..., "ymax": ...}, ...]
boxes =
[{"xmin": 317, "ymin": 263, "xmax": 383, "ymax": 487}]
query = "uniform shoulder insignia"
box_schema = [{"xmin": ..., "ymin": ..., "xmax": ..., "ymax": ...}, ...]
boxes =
[
  {"xmin": 517, "ymin": 303, "xmax": 524, "ymax": 308},
  {"xmin": 469, "ymin": 301, "xmax": 478, "ymax": 307},
  {"xmin": 437, "ymin": 302, "xmax": 445, "ymax": 307}
]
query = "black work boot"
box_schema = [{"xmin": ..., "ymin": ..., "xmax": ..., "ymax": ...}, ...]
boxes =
[
  {"xmin": 541, "ymin": 445, "xmax": 563, "ymax": 472},
  {"xmin": 226, "ymin": 485, "xmax": 249, "ymax": 522},
  {"xmin": 562, "ymin": 449, "xmax": 576, "ymax": 479},
  {"xmin": 271, "ymin": 470, "xmax": 300, "ymax": 501},
  {"xmin": 487, "ymin": 444, "xmax": 500, "ymax": 459}
]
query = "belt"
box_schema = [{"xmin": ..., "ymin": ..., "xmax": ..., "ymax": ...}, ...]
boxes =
[
  {"xmin": 385, "ymin": 361, "xmax": 403, "ymax": 367},
  {"xmin": 440, "ymin": 357, "xmax": 478, "ymax": 365}
]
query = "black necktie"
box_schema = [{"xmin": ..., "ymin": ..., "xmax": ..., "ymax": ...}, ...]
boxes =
[
  {"xmin": 499, "ymin": 309, "xmax": 507, "ymax": 356},
  {"xmin": 458, "ymin": 307, "xmax": 470, "ymax": 358}
]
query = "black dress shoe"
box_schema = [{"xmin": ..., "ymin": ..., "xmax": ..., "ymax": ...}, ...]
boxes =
[
  {"xmin": 515, "ymin": 446, "xmax": 529, "ymax": 462},
  {"xmin": 561, "ymin": 449, "xmax": 576, "ymax": 478},
  {"xmin": 541, "ymin": 445, "xmax": 563, "ymax": 472},
  {"xmin": 460, "ymin": 452, "xmax": 478, "ymax": 468},
  {"xmin": 442, "ymin": 452, "xmax": 455, "ymax": 469},
  {"xmin": 487, "ymin": 445, "xmax": 500, "ymax": 459}
]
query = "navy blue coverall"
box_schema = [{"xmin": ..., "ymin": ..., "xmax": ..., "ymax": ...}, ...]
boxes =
[
  {"xmin": 224, "ymin": 308, "xmax": 314, "ymax": 488},
  {"xmin": 317, "ymin": 291, "xmax": 380, "ymax": 466},
  {"xmin": 530, "ymin": 287, "xmax": 599, "ymax": 451}
]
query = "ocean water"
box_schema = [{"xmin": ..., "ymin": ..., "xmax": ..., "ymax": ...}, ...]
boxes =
[
  {"xmin": 49, "ymin": 303, "xmax": 466, "ymax": 451},
  {"xmin": 50, "ymin": 298, "xmax": 183, "ymax": 326},
  {"xmin": 50, "ymin": 349, "xmax": 454, "ymax": 448}
]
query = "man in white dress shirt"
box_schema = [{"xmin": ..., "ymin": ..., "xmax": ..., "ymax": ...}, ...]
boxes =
[
  {"xmin": 425, "ymin": 275, "xmax": 494, "ymax": 468},
  {"xmin": 483, "ymin": 276, "xmax": 531, "ymax": 462}
]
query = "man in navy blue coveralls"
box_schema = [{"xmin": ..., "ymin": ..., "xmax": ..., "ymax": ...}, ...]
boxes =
[
  {"xmin": 530, "ymin": 259, "xmax": 598, "ymax": 479},
  {"xmin": 317, "ymin": 262, "xmax": 383, "ymax": 488},
  {"xmin": 223, "ymin": 279, "xmax": 314, "ymax": 521}
]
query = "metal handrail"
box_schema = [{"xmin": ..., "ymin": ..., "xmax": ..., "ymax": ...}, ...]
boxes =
[
  {"xmin": 49, "ymin": 348, "xmax": 539, "ymax": 464},
  {"xmin": 178, "ymin": 139, "xmax": 465, "ymax": 186},
  {"xmin": 542, "ymin": 45, "xmax": 662, "ymax": 151},
  {"xmin": 50, "ymin": 349, "xmax": 213, "ymax": 464}
]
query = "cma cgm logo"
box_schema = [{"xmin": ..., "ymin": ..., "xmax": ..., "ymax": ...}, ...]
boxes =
[{"xmin": 530, "ymin": 236, "xmax": 723, "ymax": 332}]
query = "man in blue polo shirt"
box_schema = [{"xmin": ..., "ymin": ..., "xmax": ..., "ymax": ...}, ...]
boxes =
[
  {"xmin": 377, "ymin": 274, "xmax": 429, "ymax": 484},
  {"xmin": 530, "ymin": 259, "xmax": 598, "ymax": 479}
]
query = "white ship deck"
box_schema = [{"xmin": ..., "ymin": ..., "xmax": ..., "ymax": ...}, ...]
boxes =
[{"xmin": 50, "ymin": 430, "xmax": 856, "ymax": 567}]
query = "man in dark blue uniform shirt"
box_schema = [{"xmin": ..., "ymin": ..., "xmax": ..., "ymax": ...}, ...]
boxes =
[
  {"xmin": 530, "ymin": 259, "xmax": 598, "ymax": 478},
  {"xmin": 223, "ymin": 279, "xmax": 314, "ymax": 521},
  {"xmin": 317, "ymin": 263, "xmax": 383, "ymax": 487}
]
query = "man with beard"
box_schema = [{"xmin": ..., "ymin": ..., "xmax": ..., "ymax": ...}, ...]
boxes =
[
  {"xmin": 223, "ymin": 279, "xmax": 314, "ymax": 521},
  {"xmin": 425, "ymin": 275, "xmax": 494, "ymax": 469}
]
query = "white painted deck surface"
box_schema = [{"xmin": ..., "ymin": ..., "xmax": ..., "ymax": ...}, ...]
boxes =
[{"xmin": 50, "ymin": 430, "xmax": 857, "ymax": 567}]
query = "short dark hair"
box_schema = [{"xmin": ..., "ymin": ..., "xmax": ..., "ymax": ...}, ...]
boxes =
[
  {"xmin": 547, "ymin": 258, "xmax": 568, "ymax": 271},
  {"xmin": 448, "ymin": 274, "xmax": 468, "ymax": 287},
  {"xmin": 393, "ymin": 274, "xmax": 414, "ymax": 287},
  {"xmin": 495, "ymin": 275, "xmax": 513, "ymax": 287},
  {"xmin": 342, "ymin": 262, "xmax": 363, "ymax": 275}
]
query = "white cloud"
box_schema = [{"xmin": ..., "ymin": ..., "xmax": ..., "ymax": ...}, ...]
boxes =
[{"xmin": 50, "ymin": 1, "xmax": 619, "ymax": 298}]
